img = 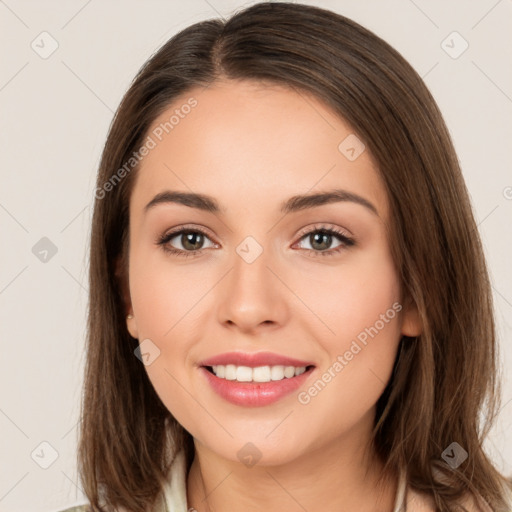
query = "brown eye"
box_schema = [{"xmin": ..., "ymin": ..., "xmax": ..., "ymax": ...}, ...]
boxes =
[
  {"xmin": 296, "ymin": 228, "xmax": 354, "ymax": 254},
  {"xmin": 180, "ymin": 232, "xmax": 205, "ymax": 251},
  {"xmin": 309, "ymin": 231, "xmax": 334, "ymax": 251},
  {"xmin": 157, "ymin": 228, "xmax": 216, "ymax": 257}
]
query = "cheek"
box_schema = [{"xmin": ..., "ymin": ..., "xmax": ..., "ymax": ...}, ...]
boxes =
[
  {"xmin": 292, "ymin": 241, "xmax": 401, "ymax": 345},
  {"xmin": 128, "ymin": 259, "xmax": 203, "ymax": 427},
  {"xmin": 291, "ymin": 243, "xmax": 402, "ymax": 410},
  {"xmin": 129, "ymin": 246, "xmax": 211, "ymax": 339},
  {"xmin": 127, "ymin": 247, "xmax": 204, "ymax": 399}
]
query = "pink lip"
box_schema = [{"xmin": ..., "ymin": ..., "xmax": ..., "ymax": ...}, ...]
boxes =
[
  {"xmin": 200, "ymin": 365, "xmax": 315, "ymax": 407},
  {"xmin": 198, "ymin": 351, "xmax": 315, "ymax": 368}
]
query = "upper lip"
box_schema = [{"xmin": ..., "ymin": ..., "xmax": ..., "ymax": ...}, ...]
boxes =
[{"xmin": 199, "ymin": 351, "xmax": 315, "ymax": 368}]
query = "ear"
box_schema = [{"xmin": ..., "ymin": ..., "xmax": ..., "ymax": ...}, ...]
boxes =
[
  {"xmin": 400, "ymin": 295, "xmax": 422, "ymax": 337},
  {"xmin": 115, "ymin": 255, "xmax": 139, "ymax": 340}
]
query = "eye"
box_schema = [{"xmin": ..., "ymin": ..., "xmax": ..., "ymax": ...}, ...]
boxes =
[
  {"xmin": 157, "ymin": 227, "xmax": 217, "ymax": 257},
  {"xmin": 294, "ymin": 224, "xmax": 355, "ymax": 257},
  {"xmin": 156, "ymin": 223, "xmax": 355, "ymax": 258}
]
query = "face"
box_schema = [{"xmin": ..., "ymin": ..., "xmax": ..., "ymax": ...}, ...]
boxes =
[{"xmin": 123, "ymin": 79, "xmax": 421, "ymax": 466}]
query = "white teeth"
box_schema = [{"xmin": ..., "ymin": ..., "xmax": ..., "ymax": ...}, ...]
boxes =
[
  {"xmin": 209, "ymin": 364, "xmax": 309, "ymax": 382},
  {"xmin": 236, "ymin": 366, "xmax": 253, "ymax": 382},
  {"xmin": 225, "ymin": 364, "xmax": 237, "ymax": 380},
  {"xmin": 213, "ymin": 365, "xmax": 224, "ymax": 378},
  {"xmin": 284, "ymin": 366, "xmax": 296, "ymax": 378},
  {"xmin": 270, "ymin": 365, "xmax": 285, "ymax": 380},
  {"xmin": 253, "ymin": 366, "xmax": 271, "ymax": 382}
]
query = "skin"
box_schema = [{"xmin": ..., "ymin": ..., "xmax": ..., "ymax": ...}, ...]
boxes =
[{"xmin": 124, "ymin": 79, "xmax": 422, "ymax": 512}]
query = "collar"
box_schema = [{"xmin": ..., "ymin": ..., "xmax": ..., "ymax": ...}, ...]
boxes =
[{"xmin": 161, "ymin": 448, "xmax": 409, "ymax": 512}]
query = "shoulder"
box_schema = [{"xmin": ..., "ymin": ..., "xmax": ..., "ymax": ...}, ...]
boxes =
[
  {"xmin": 56, "ymin": 506, "xmax": 92, "ymax": 512},
  {"xmin": 56, "ymin": 502, "xmax": 163, "ymax": 512},
  {"xmin": 406, "ymin": 487, "xmax": 495, "ymax": 512},
  {"xmin": 405, "ymin": 487, "xmax": 436, "ymax": 511}
]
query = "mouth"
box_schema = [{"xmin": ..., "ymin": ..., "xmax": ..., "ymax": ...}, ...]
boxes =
[
  {"xmin": 200, "ymin": 363, "xmax": 316, "ymax": 407},
  {"xmin": 202, "ymin": 364, "xmax": 316, "ymax": 383}
]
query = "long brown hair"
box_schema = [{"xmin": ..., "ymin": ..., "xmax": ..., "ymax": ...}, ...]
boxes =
[{"xmin": 79, "ymin": 2, "xmax": 512, "ymax": 511}]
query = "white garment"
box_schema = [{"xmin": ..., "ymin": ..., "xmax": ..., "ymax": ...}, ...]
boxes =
[{"xmin": 161, "ymin": 447, "xmax": 188, "ymax": 512}]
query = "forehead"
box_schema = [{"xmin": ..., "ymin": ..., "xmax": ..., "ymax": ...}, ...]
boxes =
[{"xmin": 130, "ymin": 79, "xmax": 388, "ymax": 221}]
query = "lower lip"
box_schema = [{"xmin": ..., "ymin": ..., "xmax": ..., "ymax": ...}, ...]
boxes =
[{"xmin": 200, "ymin": 366, "xmax": 315, "ymax": 407}]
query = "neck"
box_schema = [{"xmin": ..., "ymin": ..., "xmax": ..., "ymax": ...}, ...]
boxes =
[{"xmin": 186, "ymin": 417, "xmax": 398, "ymax": 512}]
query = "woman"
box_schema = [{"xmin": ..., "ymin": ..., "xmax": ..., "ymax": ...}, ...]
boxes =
[{"xmin": 62, "ymin": 2, "xmax": 512, "ymax": 511}]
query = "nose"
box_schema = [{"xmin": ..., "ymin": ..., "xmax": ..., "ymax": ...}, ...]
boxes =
[{"xmin": 216, "ymin": 241, "xmax": 290, "ymax": 334}]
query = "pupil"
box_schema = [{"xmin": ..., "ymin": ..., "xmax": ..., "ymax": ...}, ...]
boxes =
[
  {"xmin": 183, "ymin": 232, "xmax": 203, "ymax": 250},
  {"xmin": 311, "ymin": 232, "xmax": 331, "ymax": 251}
]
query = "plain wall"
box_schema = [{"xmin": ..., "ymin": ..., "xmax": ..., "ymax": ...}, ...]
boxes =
[{"xmin": 0, "ymin": 1, "xmax": 511, "ymax": 510}]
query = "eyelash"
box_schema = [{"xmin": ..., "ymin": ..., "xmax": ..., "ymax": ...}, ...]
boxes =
[{"xmin": 156, "ymin": 224, "xmax": 355, "ymax": 258}]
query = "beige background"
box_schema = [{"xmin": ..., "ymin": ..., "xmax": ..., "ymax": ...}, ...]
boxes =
[{"xmin": 0, "ymin": 1, "xmax": 511, "ymax": 511}]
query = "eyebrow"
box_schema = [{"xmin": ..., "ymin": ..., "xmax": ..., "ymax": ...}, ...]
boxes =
[{"xmin": 144, "ymin": 189, "xmax": 378, "ymax": 216}]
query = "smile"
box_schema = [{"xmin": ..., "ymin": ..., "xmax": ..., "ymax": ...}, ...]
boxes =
[
  {"xmin": 200, "ymin": 365, "xmax": 316, "ymax": 407},
  {"xmin": 206, "ymin": 364, "xmax": 311, "ymax": 382}
]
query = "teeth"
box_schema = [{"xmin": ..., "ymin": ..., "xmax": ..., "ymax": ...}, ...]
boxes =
[{"xmin": 210, "ymin": 364, "xmax": 308, "ymax": 382}]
